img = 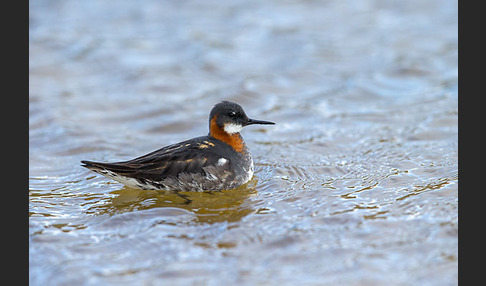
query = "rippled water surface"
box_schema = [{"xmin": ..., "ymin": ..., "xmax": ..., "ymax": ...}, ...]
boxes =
[{"xmin": 30, "ymin": 0, "xmax": 458, "ymax": 285}]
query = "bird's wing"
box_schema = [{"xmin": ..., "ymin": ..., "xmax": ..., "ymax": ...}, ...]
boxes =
[{"xmin": 81, "ymin": 137, "xmax": 229, "ymax": 182}]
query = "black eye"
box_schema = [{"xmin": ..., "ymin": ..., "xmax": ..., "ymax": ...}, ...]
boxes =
[{"xmin": 229, "ymin": 111, "xmax": 237, "ymax": 118}]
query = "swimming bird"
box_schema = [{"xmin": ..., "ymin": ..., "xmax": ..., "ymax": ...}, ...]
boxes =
[{"xmin": 81, "ymin": 101, "xmax": 275, "ymax": 192}]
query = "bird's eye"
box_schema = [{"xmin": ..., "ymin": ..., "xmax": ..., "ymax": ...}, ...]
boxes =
[{"xmin": 229, "ymin": 111, "xmax": 236, "ymax": 117}]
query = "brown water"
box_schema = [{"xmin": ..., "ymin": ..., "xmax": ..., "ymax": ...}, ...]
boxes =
[{"xmin": 29, "ymin": 0, "xmax": 458, "ymax": 285}]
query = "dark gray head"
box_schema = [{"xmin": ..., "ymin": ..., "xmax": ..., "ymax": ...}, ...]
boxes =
[{"xmin": 209, "ymin": 101, "xmax": 275, "ymax": 134}]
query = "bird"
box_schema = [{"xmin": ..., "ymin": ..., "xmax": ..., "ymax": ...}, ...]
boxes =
[{"xmin": 81, "ymin": 101, "xmax": 275, "ymax": 193}]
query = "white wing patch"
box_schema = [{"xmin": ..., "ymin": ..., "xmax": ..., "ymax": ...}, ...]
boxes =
[{"xmin": 217, "ymin": 158, "xmax": 228, "ymax": 166}]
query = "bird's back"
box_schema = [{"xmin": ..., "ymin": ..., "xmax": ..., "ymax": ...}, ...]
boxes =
[{"xmin": 81, "ymin": 135, "xmax": 253, "ymax": 191}]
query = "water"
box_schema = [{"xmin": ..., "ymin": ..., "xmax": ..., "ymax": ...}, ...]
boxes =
[{"xmin": 29, "ymin": 0, "xmax": 458, "ymax": 285}]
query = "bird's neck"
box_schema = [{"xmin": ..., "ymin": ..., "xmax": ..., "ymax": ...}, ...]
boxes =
[{"xmin": 209, "ymin": 116, "xmax": 246, "ymax": 153}]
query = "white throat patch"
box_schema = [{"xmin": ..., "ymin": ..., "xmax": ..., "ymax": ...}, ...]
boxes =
[{"xmin": 224, "ymin": 123, "xmax": 243, "ymax": 134}]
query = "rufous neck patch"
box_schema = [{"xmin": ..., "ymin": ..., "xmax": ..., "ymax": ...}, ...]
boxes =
[{"xmin": 209, "ymin": 116, "xmax": 246, "ymax": 153}]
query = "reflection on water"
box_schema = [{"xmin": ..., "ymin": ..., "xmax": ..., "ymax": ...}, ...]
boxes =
[
  {"xmin": 88, "ymin": 180, "xmax": 258, "ymax": 224},
  {"xmin": 30, "ymin": 0, "xmax": 457, "ymax": 285}
]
